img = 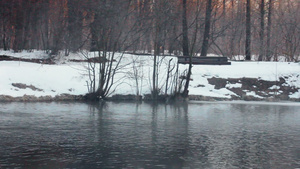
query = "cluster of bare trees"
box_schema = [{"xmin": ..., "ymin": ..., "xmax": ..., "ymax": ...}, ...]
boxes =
[
  {"xmin": 1, "ymin": 0, "xmax": 299, "ymax": 100},
  {"xmin": 1, "ymin": 0, "xmax": 299, "ymax": 60}
]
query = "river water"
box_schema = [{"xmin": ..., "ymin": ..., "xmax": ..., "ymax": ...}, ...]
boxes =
[{"xmin": 0, "ymin": 101, "xmax": 299, "ymax": 169}]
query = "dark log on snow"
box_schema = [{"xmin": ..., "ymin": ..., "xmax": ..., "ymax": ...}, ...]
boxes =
[{"xmin": 177, "ymin": 56, "xmax": 231, "ymax": 65}]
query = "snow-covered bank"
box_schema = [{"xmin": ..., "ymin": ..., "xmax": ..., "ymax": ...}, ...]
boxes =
[
  {"xmin": 0, "ymin": 61, "xmax": 86, "ymax": 97},
  {"xmin": 1, "ymin": 50, "xmax": 300, "ymax": 102}
]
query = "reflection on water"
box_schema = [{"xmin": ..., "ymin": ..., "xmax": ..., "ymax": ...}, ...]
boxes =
[{"xmin": 0, "ymin": 102, "xmax": 299, "ymax": 168}]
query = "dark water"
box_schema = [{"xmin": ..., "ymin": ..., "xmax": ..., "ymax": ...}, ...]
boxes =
[{"xmin": 0, "ymin": 102, "xmax": 299, "ymax": 169}]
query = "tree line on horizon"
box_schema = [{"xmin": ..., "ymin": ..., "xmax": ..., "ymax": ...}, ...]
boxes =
[{"xmin": 0, "ymin": 0, "xmax": 299, "ymax": 61}]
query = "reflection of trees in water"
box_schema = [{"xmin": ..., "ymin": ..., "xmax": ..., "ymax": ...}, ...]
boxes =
[
  {"xmin": 80, "ymin": 102, "xmax": 300, "ymax": 168},
  {"xmin": 1, "ymin": 102, "xmax": 299, "ymax": 168},
  {"xmin": 149, "ymin": 102, "xmax": 190, "ymax": 168},
  {"xmin": 148, "ymin": 102, "xmax": 213, "ymax": 168},
  {"xmin": 87, "ymin": 101, "xmax": 107, "ymax": 114},
  {"xmin": 227, "ymin": 103, "xmax": 299, "ymax": 168}
]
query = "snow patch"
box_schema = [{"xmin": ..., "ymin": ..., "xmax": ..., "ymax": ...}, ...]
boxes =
[
  {"xmin": 269, "ymin": 85, "xmax": 280, "ymax": 90},
  {"xmin": 226, "ymin": 83, "xmax": 242, "ymax": 89},
  {"xmin": 0, "ymin": 50, "xmax": 49, "ymax": 59},
  {"xmin": 289, "ymin": 90, "xmax": 300, "ymax": 99},
  {"xmin": 244, "ymin": 90, "xmax": 264, "ymax": 99}
]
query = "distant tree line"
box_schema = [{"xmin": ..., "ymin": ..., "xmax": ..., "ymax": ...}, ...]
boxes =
[{"xmin": 0, "ymin": 0, "xmax": 300, "ymax": 61}]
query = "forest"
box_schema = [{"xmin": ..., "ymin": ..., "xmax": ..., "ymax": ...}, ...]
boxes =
[{"xmin": 0, "ymin": 0, "xmax": 299, "ymax": 61}]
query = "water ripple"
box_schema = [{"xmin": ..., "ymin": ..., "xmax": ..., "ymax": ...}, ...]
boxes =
[{"xmin": 0, "ymin": 102, "xmax": 299, "ymax": 168}]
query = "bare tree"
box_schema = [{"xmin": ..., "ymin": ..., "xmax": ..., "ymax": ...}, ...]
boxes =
[
  {"xmin": 245, "ymin": 0, "xmax": 251, "ymax": 60},
  {"xmin": 85, "ymin": 0, "xmax": 134, "ymax": 100},
  {"xmin": 182, "ymin": 0, "xmax": 189, "ymax": 56},
  {"xmin": 258, "ymin": 0, "xmax": 265, "ymax": 61},
  {"xmin": 65, "ymin": 0, "xmax": 84, "ymax": 55},
  {"xmin": 0, "ymin": 0, "xmax": 14, "ymax": 50},
  {"xmin": 12, "ymin": 0, "xmax": 24, "ymax": 52},
  {"xmin": 266, "ymin": 0, "xmax": 273, "ymax": 61},
  {"xmin": 182, "ymin": 0, "xmax": 192, "ymax": 98},
  {"xmin": 2, "ymin": 0, "xmax": 300, "ymax": 65},
  {"xmin": 200, "ymin": 0, "xmax": 213, "ymax": 57},
  {"xmin": 278, "ymin": 0, "xmax": 300, "ymax": 61},
  {"xmin": 128, "ymin": 56, "xmax": 145, "ymax": 97}
]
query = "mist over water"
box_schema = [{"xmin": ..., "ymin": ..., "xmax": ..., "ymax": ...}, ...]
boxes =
[{"xmin": 0, "ymin": 102, "xmax": 299, "ymax": 168}]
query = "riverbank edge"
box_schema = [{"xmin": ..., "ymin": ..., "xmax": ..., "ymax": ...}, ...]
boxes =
[{"xmin": 0, "ymin": 94, "xmax": 299, "ymax": 102}]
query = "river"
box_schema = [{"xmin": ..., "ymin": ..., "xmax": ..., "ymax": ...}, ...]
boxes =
[{"xmin": 0, "ymin": 101, "xmax": 299, "ymax": 168}]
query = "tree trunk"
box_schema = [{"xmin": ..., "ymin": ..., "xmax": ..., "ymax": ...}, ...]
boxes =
[
  {"xmin": 245, "ymin": 0, "xmax": 251, "ymax": 60},
  {"xmin": 67, "ymin": 0, "xmax": 83, "ymax": 52},
  {"xmin": 2, "ymin": 18, "xmax": 7, "ymax": 50},
  {"xmin": 266, "ymin": 0, "xmax": 273, "ymax": 61},
  {"xmin": 13, "ymin": 1, "xmax": 24, "ymax": 52},
  {"xmin": 200, "ymin": 0, "xmax": 213, "ymax": 57},
  {"xmin": 182, "ymin": 0, "xmax": 189, "ymax": 56},
  {"xmin": 258, "ymin": 0, "xmax": 265, "ymax": 61},
  {"xmin": 182, "ymin": 55, "xmax": 192, "ymax": 98},
  {"xmin": 182, "ymin": 0, "xmax": 191, "ymax": 98},
  {"xmin": 152, "ymin": 47, "xmax": 158, "ymax": 99}
]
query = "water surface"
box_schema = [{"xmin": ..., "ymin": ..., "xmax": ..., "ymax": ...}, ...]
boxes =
[{"xmin": 0, "ymin": 102, "xmax": 299, "ymax": 168}]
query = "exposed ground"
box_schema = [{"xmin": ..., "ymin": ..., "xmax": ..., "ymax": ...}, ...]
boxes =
[{"xmin": 190, "ymin": 77, "xmax": 300, "ymax": 102}]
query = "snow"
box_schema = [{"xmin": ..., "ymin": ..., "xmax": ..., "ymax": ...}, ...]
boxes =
[
  {"xmin": 226, "ymin": 83, "xmax": 242, "ymax": 89},
  {"xmin": 289, "ymin": 90, "xmax": 300, "ymax": 99},
  {"xmin": 269, "ymin": 85, "xmax": 280, "ymax": 90},
  {"xmin": 0, "ymin": 50, "xmax": 49, "ymax": 59},
  {"xmin": 244, "ymin": 90, "xmax": 264, "ymax": 99},
  {"xmin": 0, "ymin": 61, "xmax": 87, "ymax": 97},
  {"xmin": 195, "ymin": 61, "xmax": 291, "ymax": 81},
  {"xmin": 1, "ymin": 50, "xmax": 300, "ymax": 100}
]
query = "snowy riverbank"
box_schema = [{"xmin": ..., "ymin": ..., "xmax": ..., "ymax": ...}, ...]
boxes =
[{"xmin": 1, "ymin": 50, "xmax": 300, "ymax": 102}]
